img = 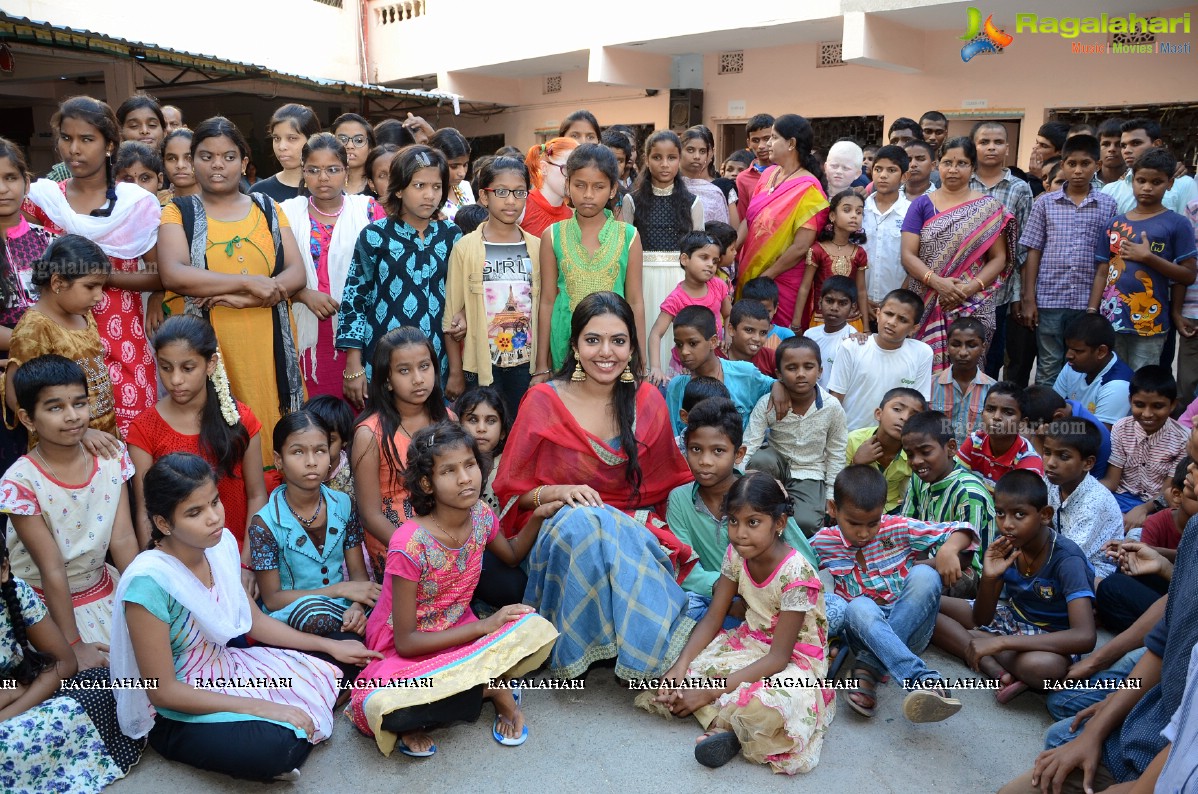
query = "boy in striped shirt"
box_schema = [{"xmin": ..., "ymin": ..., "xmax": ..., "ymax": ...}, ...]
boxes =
[{"xmin": 813, "ymin": 465, "xmax": 977, "ymax": 724}]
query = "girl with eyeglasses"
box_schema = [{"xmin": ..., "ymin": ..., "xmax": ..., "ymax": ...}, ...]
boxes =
[
  {"xmin": 443, "ymin": 156, "xmax": 540, "ymax": 410},
  {"xmin": 330, "ymin": 113, "xmax": 376, "ymax": 197},
  {"xmin": 280, "ymin": 133, "xmax": 386, "ymax": 399},
  {"xmin": 251, "ymin": 104, "xmax": 321, "ymax": 203},
  {"xmin": 427, "ymin": 127, "xmax": 474, "ymax": 222}
]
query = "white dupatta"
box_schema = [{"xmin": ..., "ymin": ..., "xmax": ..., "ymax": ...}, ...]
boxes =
[
  {"xmin": 109, "ymin": 531, "xmax": 251, "ymax": 739},
  {"xmin": 27, "ymin": 179, "xmax": 160, "ymax": 260},
  {"xmin": 280, "ymin": 193, "xmax": 376, "ymax": 362}
]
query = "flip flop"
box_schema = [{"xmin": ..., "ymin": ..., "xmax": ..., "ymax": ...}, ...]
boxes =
[
  {"xmin": 902, "ymin": 688, "xmax": 962, "ymax": 723},
  {"xmin": 492, "ymin": 686, "xmax": 527, "ymax": 747},
  {"xmin": 398, "ymin": 738, "xmax": 437, "ymax": 757},
  {"xmin": 845, "ymin": 667, "xmax": 880, "ymax": 718},
  {"xmin": 694, "ymin": 730, "xmax": 741, "ymax": 768}
]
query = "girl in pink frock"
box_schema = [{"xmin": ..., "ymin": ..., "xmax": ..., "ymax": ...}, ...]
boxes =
[{"xmin": 349, "ymin": 422, "xmax": 558, "ymax": 758}]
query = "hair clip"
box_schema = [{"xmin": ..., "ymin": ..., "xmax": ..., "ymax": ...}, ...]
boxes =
[
  {"xmin": 425, "ymin": 433, "xmax": 436, "ymax": 449},
  {"xmin": 415, "ymin": 151, "xmax": 432, "ymax": 168}
]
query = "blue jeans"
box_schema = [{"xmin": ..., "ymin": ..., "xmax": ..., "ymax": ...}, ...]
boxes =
[
  {"xmin": 1045, "ymin": 647, "xmax": 1146, "ymax": 722},
  {"xmin": 685, "ymin": 592, "xmax": 745, "ymax": 631},
  {"xmin": 1113, "ymin": 333, "xmax": 1166, "ymax": 372},
  {"xmin": 1036, "ymin": 308, "xmax": 1086, "ymax": 387},
  {"xmin": 843, "ymin": 565, "xmax": 943, "ymax": 684}
]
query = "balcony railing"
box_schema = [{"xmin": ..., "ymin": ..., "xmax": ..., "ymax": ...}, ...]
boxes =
[{"xmin": 376, "ymin": 0, "xmax": 425, "ymax": 24}]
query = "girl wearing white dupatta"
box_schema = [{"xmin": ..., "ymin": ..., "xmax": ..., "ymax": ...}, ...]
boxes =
[
  {"xmin": 281, "ymin": 133, "xmax": 385, "ymax": 400},
  {"xmin": 23, "ymin": 96, "xmax": 162, "ymax": 439},
  {"xmin": 111, "ymin": 453, "xmax": 379, "ymax": 781}
]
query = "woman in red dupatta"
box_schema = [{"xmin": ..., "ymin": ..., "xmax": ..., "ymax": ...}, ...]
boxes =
[
  {"xmin": 734, "ymin": 114, "xmax": 829, "ymax": 330},
  {"xmin": 899, "ymin": 137, "xmax": 1015, "ymax": 373},
  {"xmin": 493, "ymin": 292, "xmax": 697, "ymax": 679}
]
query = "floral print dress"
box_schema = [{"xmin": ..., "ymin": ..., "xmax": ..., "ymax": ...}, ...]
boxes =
[
  {"xmin": 0, "ymin": 577, "xmax": 144, "ymax": 792},
  {"xmin": 640, "ymin": 547, "xmax": 836, "ymax": 775}
]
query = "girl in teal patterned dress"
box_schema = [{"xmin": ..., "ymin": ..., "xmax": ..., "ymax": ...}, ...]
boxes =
[{"xmin": 0, "ymin": 535, "xmax": 144, "ymax": 792}]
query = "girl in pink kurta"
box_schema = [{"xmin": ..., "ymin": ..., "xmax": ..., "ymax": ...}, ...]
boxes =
[{"xmin": 348, "ymin": 421, "xmax": 558, "ymax": 757}]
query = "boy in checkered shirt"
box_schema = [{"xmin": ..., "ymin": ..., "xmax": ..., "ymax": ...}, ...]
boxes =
[{"xmin": 811, "ymin": 465, "xmax": 977, "ymax": 724}]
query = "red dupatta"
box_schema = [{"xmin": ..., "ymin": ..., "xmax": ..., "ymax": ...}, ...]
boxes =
[{"xmin": 493, "ymin": 381, "xmax": 697, "ymax": 578}]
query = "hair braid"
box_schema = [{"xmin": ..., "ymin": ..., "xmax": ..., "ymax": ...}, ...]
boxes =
[{"xmin": 2, "ymin": 573, "xmax": 56, "ymax": 685}]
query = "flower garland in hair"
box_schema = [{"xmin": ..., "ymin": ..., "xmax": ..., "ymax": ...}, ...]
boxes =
[{"xmin": 210, "ymin": 348, "xmax": 239, "ymax": 427}]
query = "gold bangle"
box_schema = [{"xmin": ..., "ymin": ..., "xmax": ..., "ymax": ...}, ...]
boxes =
[
  {"xmin": 342, "ymin": 369, "xmax": 367, "ymax": 380},
  {"xmin": 532, "ymin": 485, "xmax": 544, "ymax": 508},
  {"xmin": 922, "ymin": 270, "xmax": 934, "ymax": 286},
  {"xmin": 975, "ymin": 278, "xmax": 986, "ymax": 293}
]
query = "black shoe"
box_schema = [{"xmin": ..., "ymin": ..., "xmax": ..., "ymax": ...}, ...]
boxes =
[{"xmin": 694, "ymin": 731, "xmax": 741, "ymax": 768}]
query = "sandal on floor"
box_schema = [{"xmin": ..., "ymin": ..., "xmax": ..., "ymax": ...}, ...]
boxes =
[
  {"xmin": 845, "ymin": 667, "xmax": 880, "ymax": 718},
  {"xmin": 694, "ymin": 730, "xmax": 741, "ymax": 768},
  {"xmin": 492, "ymin": 686, "xmax": 528, "ymax": 747},
  {"xmin": 398, "ymin": 738, "xmax": 437, "ymax": 757},
  {"xmin": 996, "ymin": 678, "xmax": 1029, "ymax": 705},
  {"xmin": 902, "ymin": 687, "xmax": 962, "ymax": 723}
]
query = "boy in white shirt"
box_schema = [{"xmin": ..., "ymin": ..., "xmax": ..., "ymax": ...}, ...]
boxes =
[
  {"xmin": 828, "ymin": 289, "xmax": 933, "ymax": 431},
  {"xmin": 804, "ymin": 275, "xmax": 856, "ymax": 388},
  {"xmin": 863, "ymin": 145, "xmax": 912, "ymax": 320}
]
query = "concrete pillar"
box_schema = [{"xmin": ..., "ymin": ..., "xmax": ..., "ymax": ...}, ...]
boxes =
[{"xmin": 103, "ymin": 60, "xmax": 138, "ymax": 106}]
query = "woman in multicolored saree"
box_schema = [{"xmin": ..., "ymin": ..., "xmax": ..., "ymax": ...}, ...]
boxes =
[
  {"xmin": 899, "ymin": 137, "xmax": 1016, "ymax": 373},
  {"xmin": 734, "ymin": 114, "xmax": 829, "ymax": 330},
  {"xmin": 494, "ymin": 292, "xmax": 697, "ymax": 681}
]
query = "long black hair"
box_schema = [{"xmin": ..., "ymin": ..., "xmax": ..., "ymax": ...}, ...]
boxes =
[
  {"xmin": 403, "ymin": 421, "xmax": 489, "ymax": 515},
  {"xmin": 51, "ymin": 96, "xmax": 121, "ymax": 218},
  {"xmin": 32, "ymin": 234, "xmax": 112, "ymax": 289},
  {"xmin": 1, "ymin": 539, "xmax": 56, "ymax": 685},
  {"xmin": 556, "ymin": 292, "xmax": 644, "ymax": 497},
  {"xmin": 454, "ymin": 386, "xmax": 511, "ymax": 455},
  {"xmin": 115, "ymin": 93, "xmax": 166, "ymax": 143},
  {"xmin": 632, "ymin": 130, "xmax": 696, "ymax": 247},
  {"xmin": 723, "ymin": 470, "xmax": 796, "ymax": 522},
  {"xmin": 357, "ymin": 327, "xmax": 449, "ymax": 490},
  {"xmin": 152, "ymin": 315, "xmax": 249, "ymax": 478},
  {"xmin": 0, "ymin": 138, "xmax": 31, "ymax": 308},
  {"xmin": 271, "ymin": 408, "xmax": 328, "ymax": 454},
  {"xmin": 772, "ymin": 114, "xmax": 826, "ymax": 192},
  {"xmin": 143, "ymin": 452, "xmax": 219, "ymax": 550},
  {"xmin": 558, "ymin": 110, "xmax": 601, "ymax": 141},
  {"xmin": 681, "ymin": 125, "xmax": 719, "ymax": 179}
]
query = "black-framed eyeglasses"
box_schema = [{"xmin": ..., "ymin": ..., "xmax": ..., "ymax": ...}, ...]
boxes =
[
  {"xmin": 482, "ymin": 187, "xmax": 530, "ymax": 199},
  {"xmin": 336, "ymin": 134, "xmax": 368, "ymax": 148},
  {"xmin": 304, "ymin": 166, "xmax": 346, "ymax": 177}
]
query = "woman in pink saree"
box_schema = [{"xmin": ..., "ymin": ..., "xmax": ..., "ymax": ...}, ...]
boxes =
[
  {"xmin": 735, "ymin": 114, "xmax": 829, "ymax": 330},
  {"xmin": 899, "ymin": 137, "xmax": 1015, "ymax": 373}
]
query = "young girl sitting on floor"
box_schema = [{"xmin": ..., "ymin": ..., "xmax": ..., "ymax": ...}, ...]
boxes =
[
  {"xmin": 1, "ymin": 355, "xmax": 139, "ymax": 672},
  {"xmin": 455, "ymin": 386, "xmax": 510, "ymax": 513},
  {"xmin": 352, "ymin": 327, "xmax": 452, "ymax": 580},
  {"xmin": 640, "ymin": 471, "xmax": 835, "ymax": 775},
  {"xmin": 112, "ymin": 453, "xmax": 379, "ymax": 782},
  {"xmin": 349, "ymin": 422, "xmax": 558, "ymax": 758},
  {"xmin": 935, "ymin": 469, "xmax": 1098, "ymax": 703},
  {"xmin": 304, "ymin": 394, "xmax": 357, "ymax": 501},
  {"xmin": 127, "ymin": 315, "xmax": 266, "ymax": 554},
  {"xmin": 0, "ymin": 535, "xmax": 145, "ymax": 793},
  {"xmin": 5, "ymin": 235, "xmax": 121, "ymax": 456},
  {"xmin": 250, "ymin": 410, "xmax": 379, "ymax": 639}
]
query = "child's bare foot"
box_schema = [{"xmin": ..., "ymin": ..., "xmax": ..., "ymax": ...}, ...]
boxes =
[
  {"xmin": 399, "ymin": 731, "xmax": 435, "ymax": 755},
  {"xmin": 488, "ymin": 687, "xmax": 527, "ymax": 745},
  {"xmin": 995, "ymin": 671, "xmax": 1029, "ymax": 704}
]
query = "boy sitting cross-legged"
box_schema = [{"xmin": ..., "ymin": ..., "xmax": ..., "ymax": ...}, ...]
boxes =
[
  {"xmin": 812, "ymin": 465, "xmax": 978, "ymax": 724},
  {"xmin": 936, "ymin": 470, "xmax": 1098, "ymax": 705}
]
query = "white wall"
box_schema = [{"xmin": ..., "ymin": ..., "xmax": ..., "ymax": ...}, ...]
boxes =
[{"xmin": 15, "ymin": 0, "xmax": 363, "ymax": 81}]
